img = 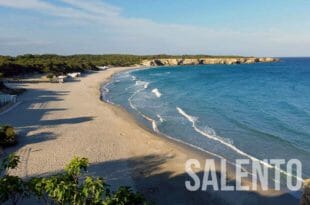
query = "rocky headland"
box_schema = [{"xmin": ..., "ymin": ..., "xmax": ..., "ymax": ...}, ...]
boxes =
[{"xmin": 141, "ymin": 57, "xmax": 278, "ymax": 66}]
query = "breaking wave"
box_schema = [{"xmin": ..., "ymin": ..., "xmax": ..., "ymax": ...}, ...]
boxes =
[
  {"xmin": 176, "ymin": 107, "xmax": 303, "ymax": 182},
  {"xmin": 152, "ymin": 88, "xmax": 162, "ymax": 98}
]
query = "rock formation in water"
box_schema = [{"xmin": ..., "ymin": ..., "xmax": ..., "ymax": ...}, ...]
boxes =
[{"xmin": 141, "ymin": 57, "xmax": 278, "ymax": 67}]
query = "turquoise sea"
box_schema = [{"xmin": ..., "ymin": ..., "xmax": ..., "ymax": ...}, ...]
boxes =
[{"xmin": 102, "ymin": 58, "xmax": 310, "ymax": 189}]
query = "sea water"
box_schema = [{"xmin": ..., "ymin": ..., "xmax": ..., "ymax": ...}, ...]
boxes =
[{"xmin": 102, "ymin": 58, "xmax": 310, "ymax": 189}]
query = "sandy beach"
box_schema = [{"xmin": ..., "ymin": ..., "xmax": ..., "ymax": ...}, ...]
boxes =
[{"xmin": 0, "ymin": 67, "xmax": 299, "ymax": 205}]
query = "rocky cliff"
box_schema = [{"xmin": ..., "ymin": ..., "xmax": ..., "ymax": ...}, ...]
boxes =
[{"xmin": 141, "ymin": 57, "xmax": 278, "ymax": 67}]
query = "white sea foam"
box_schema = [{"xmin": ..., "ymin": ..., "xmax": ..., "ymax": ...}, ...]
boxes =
[
  {"xmin": 105, "ymin": 67, "xmax": 253, "ymax": 179},
  {"xmin": 128, "ymin": 80, "xmax": 153, "ymax": 130},
  {"xmin": 128, "ymin": 90, "xmax": 159, "ymax": 133},
  {"xmin": 101, "ymin": 82, "xmax": 113, "ymax": 104},
  {"xmin": 176, "ymin": 107, "xmax": 303, "ymax": 182},
  {"xmin": 135, "ymin": 81, "xmax": 140, "ymax": 85},
  {"xmin": 102, "ymin": 80, "xmax": 112, "ymax": 93},
  {"xmin": 128, "ymin": 82, "xmax": 148, "ymax": 110},
  {"xmin": 102, "ymin": 85, "xmax": 109, "ymax": 93},
  {"xmin": 152, "ymin": 88, "xmax": 162, "ymax": 98},
  {"xmin": 151, "ymin": 120, "xmax": 159, "ymax": 132},
  {"xmin": 149, "ymin": 120, "xmax": 252, "ymax": 176},
  {"xmin": 128, "ymin": 93, "xmax": 251, "ymax": 175},
  {"xmin": 157, "ymin": 114, "xmax": 165, "ymax": 123},
  {"xmin": 138, "ymin": 111, "xmax": 159, "ymax": 133},
  {"xmin": 136, "ymin": 80, "xmax": 149, "ymax": 87},
  {"xmin": 116, "ymin": 71, "xmax": 131, "ymax": 80}
]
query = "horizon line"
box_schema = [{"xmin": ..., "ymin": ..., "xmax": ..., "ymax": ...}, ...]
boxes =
[{"xmin": 1, "ymin": 53, "xmax": 310, "ymax": 58}]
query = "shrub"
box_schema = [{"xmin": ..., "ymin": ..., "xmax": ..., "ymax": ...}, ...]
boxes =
[
  {"xmin": 0, "ymin": 154, "xmax": 26, "ymax": 205},
  {"xmin": 0, "ymin": 153, "xmax": 20, "ymax": 172},
  {"xmin": 0, "ymin": 125, "xmax": 17, "ymax": 146},
  {"xmin": 0, "ymin": 175, "xmax": 26, "ymax": 205},
  {"xmin": 46, "ymin": 73, "xmax": 54, "ymax": 79},
  {"xmin": 0, "ymin": 154, "xmax": 148, "ymax": 205},
  {"xmin": 104, "ymin": 186, "xmax": 146, "ymax": 205}
]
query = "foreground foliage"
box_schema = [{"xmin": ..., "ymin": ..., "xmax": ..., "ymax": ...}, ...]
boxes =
[{"xmin": 0, "ymin": 154, "xmax": 147, "ymax": 205}]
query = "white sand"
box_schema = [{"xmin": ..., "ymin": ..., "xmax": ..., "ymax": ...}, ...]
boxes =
[{"xmin": 0, "ymin": 67, "xmax": 298, "ymax": 205}]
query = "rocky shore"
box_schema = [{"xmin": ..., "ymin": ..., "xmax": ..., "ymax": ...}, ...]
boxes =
[{"xmin": 141, "ymin": 57, "xmax": 278, "ymax": 66}]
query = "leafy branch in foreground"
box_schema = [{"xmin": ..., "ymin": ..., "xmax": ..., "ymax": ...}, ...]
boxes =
[
  {"xmin": 0, "ymin": 154, "xmax": 147, "ymax": 205},
  {"xmin": 0, "ymin": 154, "xmax": 26, "ymax": 205}
]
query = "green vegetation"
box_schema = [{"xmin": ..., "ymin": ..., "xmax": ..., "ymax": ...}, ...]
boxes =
[
  {"xmin": 0, "ymin": 125, "xmax": 17, "ymax": 147},
  {"xmin": 0, "ymin": 82, "xmax": 25, "ymax": 94},
  {"xmin": 0, "ymin": 71, "xmax": 25, "ymax": 94},
  {"xmin": 46, "ymin": 73, "xmax": 55, "ymax": 79},
  {"xmin": 0, "ymin": 154, "xmax": 147, "ymax": 205},
  {"xmin": 0, "ymin": 54, "xmax": 99, "ymax": 77},
  {"xmin": 0, "ymin": 54, "xmax": 145, "ymax": 77},
  {"xmin": 0, "ymin": 54, "xmax": 246, "ymax": 77},
  {"xmin": 0, "ymin": 154, "xmax": 24, "ymax": 205}
]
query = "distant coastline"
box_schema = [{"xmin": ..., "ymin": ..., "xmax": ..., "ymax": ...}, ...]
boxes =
[
  {"xmin": 0, "ymin": 54, "xmax": 278, "ymax": 79},
  {"xmin": 141, "ymin": 57, "xmax": 278, "ymax": 67}
]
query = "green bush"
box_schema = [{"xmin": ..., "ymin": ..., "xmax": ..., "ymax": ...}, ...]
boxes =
[
  {"xmin": 0, "ymin": 154, "xmax": 148, "ymax": 205},
  {"xmin": 46, "ymin": 73, "xmax": 54, "ymax": 79},
  {"xmin": 0, "ymin": 175, "xmax": 26, "ymax": 205},
  {"xmin": 0, "ymin": 154, "xmax": 25, "ymax": 205},
  {"xmin": 104, "ymin": 186, "xmax": 145, "ymax": 205},
  {"xmin": 0, "ymin": 125, "xmax": 17, "ymax": 146}
]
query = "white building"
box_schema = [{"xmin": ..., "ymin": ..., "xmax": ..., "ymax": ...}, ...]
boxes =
[
  {"xmin": 97, "ymin": 66, "xmax": 109, "ymax": 70},
  {"xmin": 67, "ymin": 72, "xmax": 81, "ymax": 78}
]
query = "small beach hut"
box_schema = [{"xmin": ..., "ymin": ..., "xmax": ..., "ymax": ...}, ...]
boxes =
[
  {"xmin": 98, "ymin": 66, "xmax": 109, "ymax": 71},
  {"xmin": 67, "ymin": 72, "xmax": 81, "ymax": 78}
]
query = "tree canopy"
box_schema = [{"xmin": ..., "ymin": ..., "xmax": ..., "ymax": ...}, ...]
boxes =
[{"xmin": 0, "ymin": 54, "xmax": 245, "ymax": 77}]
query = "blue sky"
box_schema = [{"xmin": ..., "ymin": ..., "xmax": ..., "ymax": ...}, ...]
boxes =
[{"xmin": 0, "ymin": 0, "xmax": 309, "ymax": 56}]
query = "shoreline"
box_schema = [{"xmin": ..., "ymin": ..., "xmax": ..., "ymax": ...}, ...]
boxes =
[
  {"xmin": 0, "ymin": 66, "xmax": 299, "ymax": 204},
  {"xmin": 99, "ymin": 67, "xmax": 300, "ymax": 202},
  {"xmin": 99, "ymin": 66, "xmax": 235, "ymax": 163},
  {"xmin": 99, "ymin": 66, "xmax": 236, "ymax": 171}
]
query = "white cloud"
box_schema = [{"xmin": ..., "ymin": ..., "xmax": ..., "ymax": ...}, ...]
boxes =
[
  {"xmin": 0, "ymin": 0, "xmax": 53, "ymax": 10},
  {"xmin": 60, "ymin": 0, "xmax": 121, "ymax": 16},
  {"xmin": 0, "ymin": 0, "xmax": 308, "ymax": 56}
]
